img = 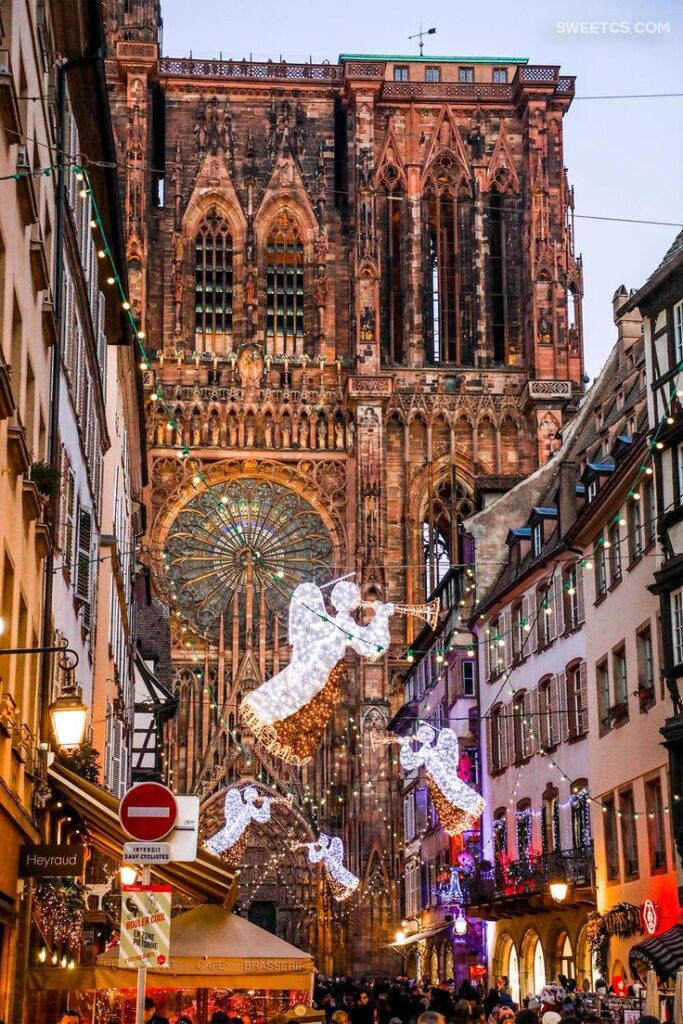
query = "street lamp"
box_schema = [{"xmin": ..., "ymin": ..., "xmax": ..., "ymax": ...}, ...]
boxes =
[
  {"xmin": 453, "ymin": 911, "xmax": 468, "ymax": 936},
  {"xmin": 121, "ymin": 865, "xmax": 138, "ymax": 886},
  {"xmin": 394, "ymin": 929, "xmax": 406, "ymax": 945},
  {"xmin": 49, "ymin": 682, "xmax": 88, "ymax": 750},
  {"xmin": 548, "ymin": 867, "xmax": 568, "ymax": 902}
]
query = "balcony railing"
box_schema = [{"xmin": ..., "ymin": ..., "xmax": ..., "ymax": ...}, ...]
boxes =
[
  {"xmin": 463, "ymin": 846, "xmax": 594, "ymax": 907},
  {"xmin": 158, "ymin": 56, "xmax": 343, "ymax": 82}
]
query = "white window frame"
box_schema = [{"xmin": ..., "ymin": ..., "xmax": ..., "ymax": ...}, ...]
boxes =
[
  {"xmin": 672, "ymin": 587, "xmax": 683, "ymax": 667},
  {"xmin": 674, "ymin": 299, "xmax": 683, "ymax": 364}
]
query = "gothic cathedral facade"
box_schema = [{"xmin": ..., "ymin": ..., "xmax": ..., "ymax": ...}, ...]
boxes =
[{"xmin": 106, "ymin": 0, "xmax": 583, "ymax": 972}]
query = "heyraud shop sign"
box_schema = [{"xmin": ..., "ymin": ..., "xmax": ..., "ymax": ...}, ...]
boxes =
[{"xmin": 18, "ymin": 844, "xmax": 85, "ymax": 878}]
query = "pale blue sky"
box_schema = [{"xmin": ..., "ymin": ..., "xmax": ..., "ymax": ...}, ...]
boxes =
[{"xmin": 160, "ymin": 0, "xmax": 683, "ymax": 379}]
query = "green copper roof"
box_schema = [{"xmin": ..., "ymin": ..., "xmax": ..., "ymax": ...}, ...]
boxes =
[{"xmin": 338, "ymin": 53, "xmax": 529, "ymax": 64}]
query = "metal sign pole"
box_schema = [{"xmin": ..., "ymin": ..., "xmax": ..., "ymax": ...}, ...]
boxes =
[{"xmin": 135, "ymin": 866, "xmax": 151, "ymax": 1024}]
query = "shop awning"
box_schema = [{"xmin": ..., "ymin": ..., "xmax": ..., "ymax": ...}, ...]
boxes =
[
  {"xmin": 629, "ymin": 924, "xmax": 683, "ymax": 979},
  {"xmin": 47, "ymin": 761, "xmax": 237, "ymax": 907},
  {"xmin": 30, "ymin": 905, "xmax": 315, "ymax": 992}
]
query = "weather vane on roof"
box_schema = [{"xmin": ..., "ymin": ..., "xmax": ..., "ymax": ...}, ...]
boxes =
[{"xmin": 409, "ymin": 23, "xmax": 436, "ymax": 56}]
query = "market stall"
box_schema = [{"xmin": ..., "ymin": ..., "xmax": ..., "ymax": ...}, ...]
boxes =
[{"xmin": 29, "ymin": 904, "xmax": 316, "ymax": 1023}]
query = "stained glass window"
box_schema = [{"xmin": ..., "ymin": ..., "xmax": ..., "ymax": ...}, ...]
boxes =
[
  {"xmin": 266, "ymin": 209, "xmax": 304, "ymax": 353},
  {"xmin": 162, "ymin": 477, "xmax": 332, "ymax": 640},
  {"xmin": 195, "ymin": 207, "xmax": 233, "ymax": 336}
]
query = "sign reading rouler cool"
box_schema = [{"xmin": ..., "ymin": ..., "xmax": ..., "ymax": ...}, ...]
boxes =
[
  {"xmin": 119, "ymin": 884, "xmax": 171, "ymax": 969},
  {"xmin": 18, "ymin": 844, "xmax": 85, "ymax": 878}
]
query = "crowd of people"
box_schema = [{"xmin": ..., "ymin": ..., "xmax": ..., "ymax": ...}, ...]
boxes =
[
  {"xmin": 55, "ymin": 975, "xmax": 658, "ymax": 1024},
  {"xmin": 311, "ymin": 975, "xmax": 656, "ymax": 1024}
]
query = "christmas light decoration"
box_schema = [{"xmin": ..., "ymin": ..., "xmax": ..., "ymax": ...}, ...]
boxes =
[
  {"xmin": 303, "ymin": 833, "xmax": 359, "ymax": 901},
  {"xmin": 399, "ymin": 725, "xmax": 485, "ymax": 835},
  {"xmin": 204, "ymin": 785, "xmax": 272, "ymax": 863},
  {"xmin": 242, "ymin": 581, "xmax": 393, "ymax": 765}
]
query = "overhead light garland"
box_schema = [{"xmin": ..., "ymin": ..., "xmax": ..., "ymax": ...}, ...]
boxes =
[
  {"xmin": 203, "ymin": 785, "xmax": 273, "ymax": 865},
  {"xmin": 399, "ymin": 724, "xmax": 485, "ymax": 835},
  {"xmin": 242, "ymin": 581, "xmax": 394, "ymax": 765},
  {"xmin": 300, "ymin": 833, "xmax": 359, "ymax": 902}
]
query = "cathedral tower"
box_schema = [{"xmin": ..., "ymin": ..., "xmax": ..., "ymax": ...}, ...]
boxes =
[{"xmin": 106, "ymin": 28, "xmax": 582, "ymax": 971}]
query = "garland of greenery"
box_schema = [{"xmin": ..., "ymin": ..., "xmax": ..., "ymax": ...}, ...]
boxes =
[{"xmin": 586, "ymin": 903, "xmax": 643, "ymax": 977}]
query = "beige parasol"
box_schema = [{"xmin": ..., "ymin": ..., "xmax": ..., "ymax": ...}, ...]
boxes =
[
  {"xmin": 30, "ymin": 905, "xmax": 315, "ymax": 992},
  {"xmin": 644, "ymin": 969, "xmax": 660, "ymax": 1018}
]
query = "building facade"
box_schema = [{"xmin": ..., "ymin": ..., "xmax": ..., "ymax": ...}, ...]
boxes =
[
  {"xmin": 467, "ymin": 293, "xmax": 681, "ymax": 993},
  {"xmin": 0, "ymin": 2, "xmax": 145, "ymax": 1018},
  {"xmin": 622, "ymin": 230, "xmax": 683, "ymax": 908},
  {"xmin": 0, "ymin": 0, "xmax": 56, "ymax": 1008},
  {"xmin": 570, "ymin": 291, "xmax": 678, "ymax": 980},
  {"xmin": 105, "ymin": 0, "xmax": 584, "ymax": 970},
  {"xmin": 390, "ymin": 568, "xmax": 485, "ymax": 987}
]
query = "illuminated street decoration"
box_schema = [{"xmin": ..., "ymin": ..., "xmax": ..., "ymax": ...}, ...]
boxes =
[
  {"xmin": 399, "ymin": 725, "xmax": 485, "ymax": 835},
  {"xmin": 242, "ymin": 581, "xmax": 394, "ymax": 765},
  {"xmin": 204, "ymin": 785, "xmax": 272, "ymax": 862},
  {"xmin": 304, "ymin": 833, "xmax": 359, "ymax": 901},
  {"xmin": 162, "ymin": 478, "xmax": 333, "ymax": 641}
]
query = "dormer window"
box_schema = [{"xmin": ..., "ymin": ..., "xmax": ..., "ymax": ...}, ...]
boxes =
[
  {"xmin": 587, "ymin": 480, "xmax": 598, "ymax": 503},
  {"xmin": 616, "ymin": 391, "xmax": 624, "ymax": 410},
  {"xmin": 532, "ymin": 521, "xmax": 543, "ymax": 556}
]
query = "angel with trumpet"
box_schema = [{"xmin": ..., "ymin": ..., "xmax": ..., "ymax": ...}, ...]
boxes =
[
  {"xmin": 373, "ymin": 724, "xmax": 485, "ymax": 835},
  {"xmin": 295, "ymin": 833, "xmax": 359, "ymax": 902},
  {"xmin": 241, "ymin": 579, "xmax": 394, "ymax": 765},
  {"xmin": 204, "ymin": 784, "xmax": 292, "ymax": 865}
]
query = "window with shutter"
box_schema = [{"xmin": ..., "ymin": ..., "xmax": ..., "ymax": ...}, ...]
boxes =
[
  {"xmin": 528, "ymin": 591, "xmax": 538, "ymax": 654},
  {"xmin": 501, "ymin": 704, "xmax": 511, "ymax": 770},
  {"xmin": 104, "ymin": 703, "xmax": 113, "ymax": 790},
  {"xmin": 403, "ymin": 793, "xmax": 415, "ymax": 841},
  {"xmin": 528, "ymin": 688, "xmax": 539, "ymax": 754},
  {"xmin": 557, "ymin": 670, "xmax": 568, "ymax": 741},
  {"xmin": 110, "ymin": 717, "xmax": 123, "ymax": 797},
  {"xmin": 553, "ymin": 572, "xmax": 565, "ymax": 636},
  {"xmin": 488, "ymin": 714, "xmax": 497, "ymax": 774},
  {"xmin": 538, "ymin": 678, "xmax": 553, "ymax": 750},
  {"xmin": 502, "ymin": 608, "xmax": 512, "ymax": 668},
  {"xmin": 578, "ymin": 661, "xmax": 588, "ymax": 734},
  {"xmin": 62, "ymin": 467, "xmax": 76, "ymax": 577},
  {"xmin": 576, "ymin": 562, "xmax": 586, "ymax": 623},
  {"xmin": 76, "ymin": 505, "xmax": 93, "ymax": 620},
  {"xmin": 549, "ymin": 674, "xmax": 560, "ymax": 747},
  {"xmin": 415, "ymin": 787, "xmax": 429, "ymax": 833}
]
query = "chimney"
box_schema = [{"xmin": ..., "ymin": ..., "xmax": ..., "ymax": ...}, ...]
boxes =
[
  {"xmin": 558, "ymin": 460, "xmax": 578, "ymax": 536},
  {"xmin": 613, "ymin": 284, "xmax": 643, "ymax": 366}
]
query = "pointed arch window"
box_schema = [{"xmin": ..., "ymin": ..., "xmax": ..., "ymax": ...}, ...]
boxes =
[
  {"xmin": 194, "ymin": 208, "xmax": 233, "ymax": 336},
  {"xmin": 266, "ymin": 209, "xmax": 304, "ymax": 354},
  {"xmin": 423, "ymin": 155, "xmax": 475, "ymax": 366},
  {"xmin": 487, "ymin": 178, "xmax": 522, "ymax": 363},
  {"xmin": 378, "ymin": 165, "xmax": 405, "ymax": 364},
  {"xmin": 422, "ymin": 478, "xmax": 474, "ymax": 597}
]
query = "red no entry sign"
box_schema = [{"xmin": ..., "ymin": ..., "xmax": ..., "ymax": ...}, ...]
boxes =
[{"xmin": 119, "ymin": 783, "xmax": 177, "ymax": 842}]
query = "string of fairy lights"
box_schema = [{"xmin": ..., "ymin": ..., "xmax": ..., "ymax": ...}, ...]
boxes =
[{"xmin": 67, "ymin": 157, "xmax": 683, "ymax": 913}]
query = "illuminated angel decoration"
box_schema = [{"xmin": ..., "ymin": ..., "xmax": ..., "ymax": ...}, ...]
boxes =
[
  {"xmin": 203, "ymin": 785, "xmax": 272, "ymax": 864},
  {"xmin": 242, "ymin": 581, "xmax": 394, "ymax": 765},
  {"xmin": 304, "ymin": 833, "xmax": 359, "ymax": 901},
  {"xmin": 399, "ymin": 724, "xmax": 485, "ymax": 835}
]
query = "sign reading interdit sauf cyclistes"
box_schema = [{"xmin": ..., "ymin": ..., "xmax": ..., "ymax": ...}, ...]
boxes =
[{"xmin": 119, "ymin": 884, "xmax": 171, "ymax": 969}]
